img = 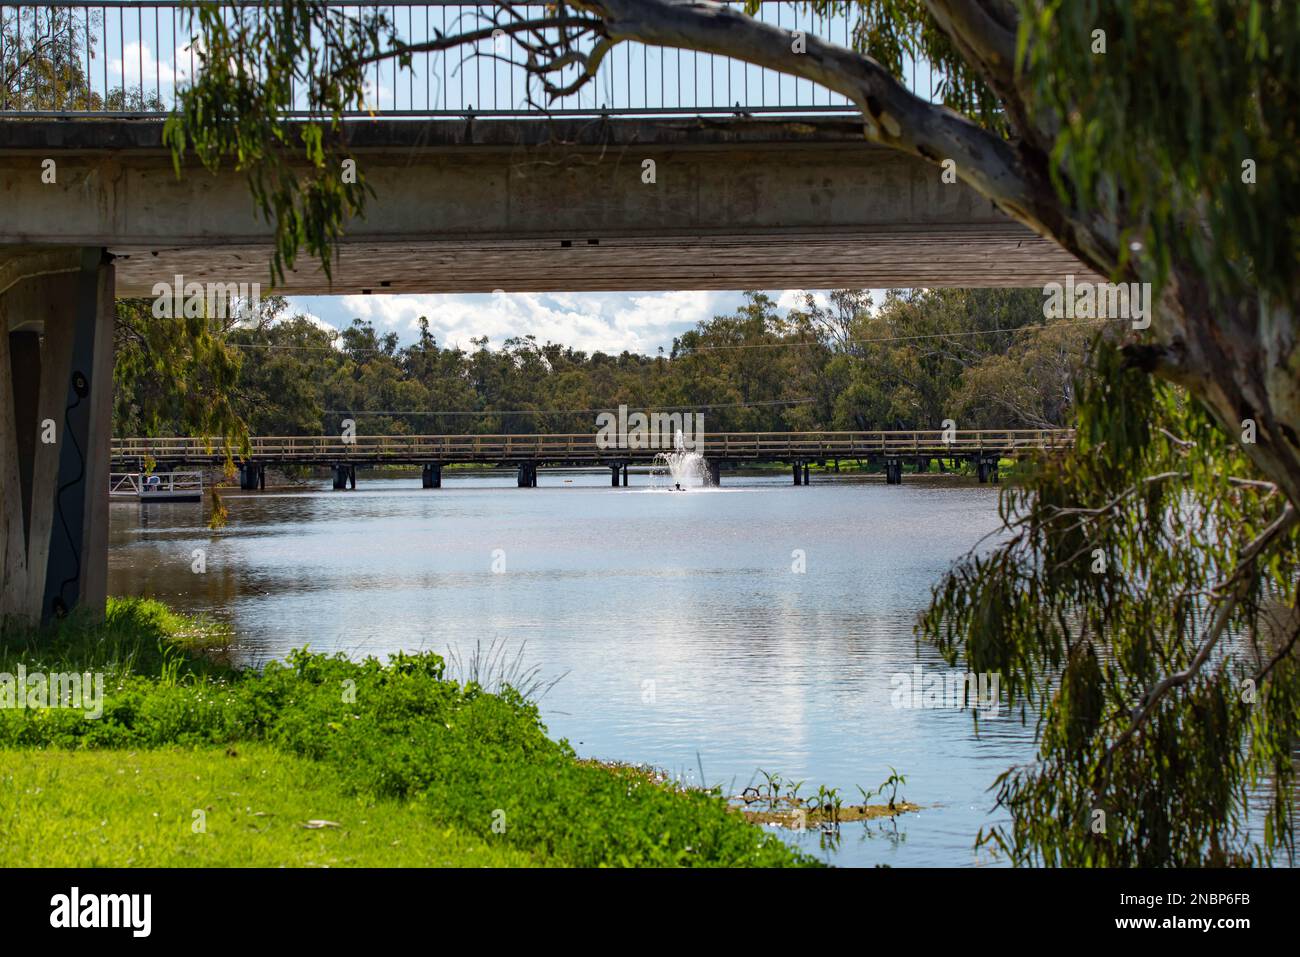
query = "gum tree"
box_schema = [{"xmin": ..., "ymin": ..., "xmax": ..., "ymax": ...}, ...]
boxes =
[{"xmin": 168, "ymin": 1, "xmax": 1299, "ymax": 864}]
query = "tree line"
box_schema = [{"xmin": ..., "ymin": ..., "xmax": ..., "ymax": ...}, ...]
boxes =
[{"xmin": 111, "ymin": 288, "xmax": 1093, "ymax": 442}]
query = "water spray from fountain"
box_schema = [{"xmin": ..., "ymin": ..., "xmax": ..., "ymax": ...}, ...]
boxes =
[{"xmin": 653, "ymin": 429, "xmax": 713, "ymax": 488}]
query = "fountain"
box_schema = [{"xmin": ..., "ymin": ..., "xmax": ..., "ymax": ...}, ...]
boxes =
[{"xmin": 652, "ymin": 429, "xmax": 712, "ymax": 488}]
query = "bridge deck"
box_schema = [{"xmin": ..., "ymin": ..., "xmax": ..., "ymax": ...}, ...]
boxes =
[{"xmin": 111, "ymin": 430, "xmax": 1074, "ymax": 467}]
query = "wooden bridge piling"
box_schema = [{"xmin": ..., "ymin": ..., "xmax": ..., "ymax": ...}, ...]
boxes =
[
  {"xmin": 975, "ymin": 456, "xmax": 1001, "ymax": 484},
  {"xmin": 239, "ymin": 463, "xmax": 266, "ymax": 491}
]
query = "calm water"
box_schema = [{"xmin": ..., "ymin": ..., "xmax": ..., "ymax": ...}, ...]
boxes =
[{"xmin": 109, "ymin": 468, "xmax": 1035, "ymax": 867}]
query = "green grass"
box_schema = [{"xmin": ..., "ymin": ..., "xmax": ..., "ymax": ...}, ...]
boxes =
[
  {"xmin": 0, "ymin": 745, "xmax": 538, "ymax": 867},
  {"xmin": 0, "ymin": 599, "xmax": 814, "ymax": 868}
]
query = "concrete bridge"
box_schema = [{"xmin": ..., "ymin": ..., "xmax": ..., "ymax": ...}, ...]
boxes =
[
  {"xmin": 0, "ymin": 0, "xmax": 1095, "ymax": 624},
  {"xmin": 112, "ymin": 429, "xmax": 1073, "ymax": 488},
  {"xmin": 0, "ymin": 117, "xmax": 1091, "ymax": 295},
  {"xmin": 1, "ymin": 1, "xmax": 1095, "ymax": 294}
]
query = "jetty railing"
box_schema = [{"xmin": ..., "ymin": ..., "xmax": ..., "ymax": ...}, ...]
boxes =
[{"xmin": 109, "ymin": 469, "xmax": 205, "ymax": 495}]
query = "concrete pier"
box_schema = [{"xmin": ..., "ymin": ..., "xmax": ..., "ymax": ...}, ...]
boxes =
[{"xmin": 1, "ymin": 246, "xmax": 114, "ymax": 624}]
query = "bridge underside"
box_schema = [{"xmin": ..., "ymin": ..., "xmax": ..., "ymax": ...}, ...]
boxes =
[
  {"xmin": 1, "ymin": 118, "xmax": 1097, "ymax": 294},
  {"xmin": 107, "ymin": 223, "xmax": 1071, "ymax": 295}
]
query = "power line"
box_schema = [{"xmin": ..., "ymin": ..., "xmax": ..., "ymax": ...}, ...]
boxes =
[
  {"xmin": 320, "ymin": 398, "xmax": 816, "ymax": 417},
  {"xmin": 225, "ymin": 341, "xmax": 370, "ymax": 355},
  {"xmin": 222, "ymin": 316, "xmax": 1124, "ymax": 359},
  {"xmin": 674, "ymin": 318, "xmax": 1127, "ymax": 355}
]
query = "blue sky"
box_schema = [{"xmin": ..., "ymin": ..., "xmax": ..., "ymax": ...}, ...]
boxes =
[{"xmin": 286, "ymin": 289, "xmax": 844, "ymax": 356}]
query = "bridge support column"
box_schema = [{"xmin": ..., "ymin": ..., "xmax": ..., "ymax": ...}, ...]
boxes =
[
  {"xmin": 706, "ymin": 459, "xmax": 721, "ymax": 486},
  {"xmin": 9, "ymin": 330, "xmax": 40, "ymax": 543},
  {"xmin": 518, "ymin": 462, "xmax": 537, "ymax": 488},
  {"xmin": 803, "ymin": 462, "xmax": 811, "ymax": 485},
  {"xmin": 332, "ymin": 464, "xmax": 351, "ymax": 490},
  {"xmin": 240, "ymin": 463, "xmax": 262, "ymax": 491},
  {"xmin": 1, "ymin": 248, "xmax": 114, "ymax": 624},
  {"xmin": 622, "ymin": 463, "xmax": 629, "ymax": 487},
  {"xmin": 610, "ymin": 463, "xmax": 620, "ymax": 487},
  {"xmin": 885, "ymin": 458, "xmax": 903, "ymax": 485},
  {"xmin": 421, "ymin": 463, "xmax": 442, "ymax": 489},
  {"xmin": 976, "ymin": 456, "xmax": 999, "ymax": 484},
  {"xmin": 792, "ymin": 461, "xmax": 803, "ymax": 486}
]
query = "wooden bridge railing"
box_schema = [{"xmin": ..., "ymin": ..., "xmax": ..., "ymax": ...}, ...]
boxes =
[{"xmin": 111, "ymin": 430, "xmax": 1075, "ymax": 463}]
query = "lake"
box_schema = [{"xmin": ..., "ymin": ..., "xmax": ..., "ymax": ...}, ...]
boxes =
[{"xmin": 108, "ymin": 467, "xmax": 1035, "ymax": 867}]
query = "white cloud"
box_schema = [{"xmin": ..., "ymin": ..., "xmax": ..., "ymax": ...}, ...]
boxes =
[
  {"xmin": 109, "ymin": 40, "xmax": 193, "ymax": 94},
  {"xmin": 774, "ymin": 289, "xmax": 829, "ymax": 311},
  {"xmin": 293, "ymin": 309, "xmax": 338, "ymax": 336},
  {"xmin": 283, "ymin": 288, "xmax": 903, "ymax": 355},
  {"xmin": 292, "ymin": 290, "xmax": 749, "ymax": 355}
]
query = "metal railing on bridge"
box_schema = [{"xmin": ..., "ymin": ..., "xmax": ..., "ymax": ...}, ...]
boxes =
[
  {"xmin": 1, "ymin": 1, "xmax": 943, "ymax": 119},
  {"xmin": 111, "ymin": 430, "xmax": 1075, "ymax": 464}
]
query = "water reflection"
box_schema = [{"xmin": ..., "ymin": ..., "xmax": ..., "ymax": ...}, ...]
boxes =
[{"xmin": 111, "ymin": 468, "xmax": 1034, "ymax": 866}]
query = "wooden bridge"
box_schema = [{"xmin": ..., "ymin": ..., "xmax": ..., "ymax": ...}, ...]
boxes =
[{"xmin": 111, "ymin": 430, "xmax": 1074, "ymax": 488}]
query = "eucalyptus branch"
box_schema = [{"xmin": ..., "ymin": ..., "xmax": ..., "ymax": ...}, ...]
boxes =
[
  {"xmin": 1040, "ymin": 471, "xmax": 1188, "ymax": 520},
  {"xmin": 1253, "ymin": 605, "xmax": 1300, "ymax": 686},
  {"xmin": 1100, "ymin": 502, "xmax": 1298, "ymax": 766},
  {"xmin": 1157, "ymin": 427, "xmax": 1196, "ymax": 449},
  {"xmin": 337, "ymin": 15, "xmax": 598, "ymax": 79}
]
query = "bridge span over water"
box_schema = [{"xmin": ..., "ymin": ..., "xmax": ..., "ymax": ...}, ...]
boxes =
[
  {"xmin": 1, "ymin": 0, "xmax": 1091, "ymax": 623},
  {"xmin": 112, "ymin": 429, "xmax": 1075, "ymax": 488}
]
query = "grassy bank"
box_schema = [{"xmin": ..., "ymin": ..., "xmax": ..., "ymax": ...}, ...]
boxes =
[
  {"xmin": 0, "ymin": 599, "xmax": 812, "ymax": 867},
  {"xmin": 0, "ymin": 745, "xmax": 538, "ymax": 867}
]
